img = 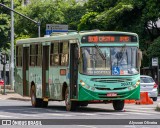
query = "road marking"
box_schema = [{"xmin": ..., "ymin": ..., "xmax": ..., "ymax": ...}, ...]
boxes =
[
  {"xmin": 98, "ymin": 112, "xmax": 127, "ymax": 116},
  {"xmin": 127, "ymin": 109, "xmax": 160, "ymax": 115},
  {"xmin": 48, "ymin": 113, "xmax": 73, "ymax": 117},
  {"xmin": 0, "ymin": 114, "xmax": 16, "ymax": 118},
  {"xmin": 77, "ymin": 125, "xmax": 97, "ymax": 128},
  {"xmin": 18, "ymin": 114, "xmax": 40, "ymax": 117},
  {"xmin": 78, "ymin": 113, "xmax": 97, "ymax": 116},
  {"xmin": 124, "ymin": 126, "xmax": 136, "ymax": 128},
  {"xmin": 124, "ymin": 111, "xmax": 152, "ymax": 115}
]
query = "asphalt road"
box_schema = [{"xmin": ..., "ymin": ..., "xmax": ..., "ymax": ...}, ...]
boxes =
[{"xmin": 0, "ymin": 97, "xmax": 159, "ymax": 128}]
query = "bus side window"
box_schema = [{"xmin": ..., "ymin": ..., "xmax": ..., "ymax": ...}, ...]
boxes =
[
  {"xmin": 30, "ymin": 44, "xmax": 36, "ymax": 66},
  {"xmin": 61, "ymin": 41, "xmax": 68, "ymax": 66},
  {"xmin": 50, "ymin": 42, "xmax": 59, "ymax": 66},
  {"xmin": 16, "ymin": 45, "xmax": 22, "ymax": 67},
  {"xmin": 36, "ymin": 44, "xmax": 42, "ymax": 66}
]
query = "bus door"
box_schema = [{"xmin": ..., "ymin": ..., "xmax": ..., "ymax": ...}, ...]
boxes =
[
  {"xmin": 23, "ymin": 47, "xmax": 29, "ymax": 96},
  {"xmin": 69, "ymin": 43, "xmax": 78, "ymax": 99},
  {"xmin": 42, "ymin": 45, "xmax": 50, "ymax": 98}
]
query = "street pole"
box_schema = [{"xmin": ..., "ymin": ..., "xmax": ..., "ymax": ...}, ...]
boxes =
[
  {"xmin": 11, "ymin": 0, "xmax": 14, "ymax": 89},
  {"xmin": 3, "ymin": 54, "xmax": 6, "ymax": 95}
]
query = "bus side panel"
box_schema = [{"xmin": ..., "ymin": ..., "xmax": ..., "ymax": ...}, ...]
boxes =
[
  {"xmin": 14, "ymin": 67, "xmax": 23, "ymax": 96},
  {"xmin": 29, "ymin": 67, "xmax": 42, "ymax": 98},
  {"xmin": 49, "ymin": 67, "xmax": 62, "ymax": 100},
  {"xmin": 49, "ymin": 67, "xmax": 69, "ymax": 100}
]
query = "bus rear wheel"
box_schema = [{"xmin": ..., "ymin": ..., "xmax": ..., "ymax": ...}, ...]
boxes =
[
  {"xmin": 30, "ymin": 85, "xmax": 42, "ymax": 107},
  {"xmin": 112, "ymin": 100, "xmax": 124, "ymax": 111},
  {"xmin": 65, "ymin": 88, "xmax": 77, "ymax": 111}
]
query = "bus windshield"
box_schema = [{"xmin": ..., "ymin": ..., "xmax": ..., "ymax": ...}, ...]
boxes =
[{"xmin": 80, "ymin": 46, "xmax": 138, "ymax": 76}]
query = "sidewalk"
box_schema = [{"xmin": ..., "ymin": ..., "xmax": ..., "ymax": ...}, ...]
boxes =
[{"xmin": 0, "ymin": 90, "xmax": 30, "ymax": 101}]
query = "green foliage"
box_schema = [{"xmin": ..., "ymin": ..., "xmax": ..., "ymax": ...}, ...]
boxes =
[
  {"xmin": 64, "ymin": 3, "xmax": 86, "ymax": 30},
  {"xmin": 78, "ymin": 12, "xmax": 98, "ymax": 30},
  {"xmin": 147, "ymin": 37, "xmax": 160, "ymax": 60},
  {"xmin": 15, "ymin": 0, "xmax": 65, "ymax": 37},
  {"xmin": 0, "ymin": 0, "xmax": 11, "ymax": 49},
  {"xmin": 14, "ymin": 0, "xmax": 86, "ymax": 37}
]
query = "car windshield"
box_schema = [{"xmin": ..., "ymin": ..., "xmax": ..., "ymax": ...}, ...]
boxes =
[
  {"xmin": 79, "ymin": 46, "xmax": 139, "ymax": 75},
  {"xmin": 140, "ymin": 77, "xmax": 154, "ymax": 83}
]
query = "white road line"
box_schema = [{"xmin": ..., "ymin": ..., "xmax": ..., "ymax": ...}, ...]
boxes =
[
  {"xmin": 48, "ymin": 113, "xmax": 74, "ymax": 117},
  {"xmin": 124, "ymin": 126, "xmax": 136, "ymax": 128},
  {"xmin": 124, "ymin": 111, "xmax": 152, "ymax": 115},
  {"xmin": 98, "ymin": 112, "xmax": 127, "ymax": 116},
  {"xmin": 18, "ymin": 114, "xmax": 40, "ymax": 117},
  {"xmin": 77, "ymin": 125, "xmax": 97, "ymax": 128},
  {"xmin": 78, "ymin": 113, "xmax": 97, "ymax": 116},
  {"xmin": 0, "ymin": 114, "xmax": 16, "ymax": 118},
  {"xmin": 127, "ymin": 109, "xmax": 160, "ymax": 115}
]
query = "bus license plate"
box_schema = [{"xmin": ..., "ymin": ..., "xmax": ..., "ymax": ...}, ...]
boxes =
[{"xmin": 107, "ymin": 93, "xmax": 117, "ymax": 97}]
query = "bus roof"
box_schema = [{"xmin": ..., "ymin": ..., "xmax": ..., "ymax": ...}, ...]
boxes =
[{"xmin": 16, "ymin": 31, "xmax": 138, "ymax": 45}]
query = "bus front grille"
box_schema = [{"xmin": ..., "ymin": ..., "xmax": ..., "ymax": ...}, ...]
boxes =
[
  {"xmin": 91, "ymin": 78, "xmax": 132, "ymax": 83},
  {"xmin": 95, "ymin": 87, "xmax": 127, "ymax": 90}
]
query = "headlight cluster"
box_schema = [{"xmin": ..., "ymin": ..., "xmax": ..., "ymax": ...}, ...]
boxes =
[
  {"xmin": 130, "ymin": 80, "xmax": 140, "ymax": 90},
  {"xmin": 80, "ymin": 80, "xmax": 95, "ymax": 91},
  {"xmin": 127, "ymin": 80, "xmax": 140, "ymax": 91}
]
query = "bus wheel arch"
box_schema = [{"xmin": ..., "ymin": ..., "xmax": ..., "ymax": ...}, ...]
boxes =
[
  {"xmin": 62, "ymin": 82, "xmax": 68, "ymax": 100},
  {"xmin": 65, "ymin": 87, "xmax": 77, "ymax": 111}
]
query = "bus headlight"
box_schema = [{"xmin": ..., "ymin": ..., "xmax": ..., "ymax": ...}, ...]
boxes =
[
  {"xmin": 80, "ymin": 80, "xmax": 85, "ymax": 86},
  {"xmin": 133, "ymin": 80, "xmax": 140, "ymax": 88}
]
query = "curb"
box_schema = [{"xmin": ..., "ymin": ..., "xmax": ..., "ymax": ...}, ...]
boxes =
[{"xmin": 7, "ymin": 97, "xmax": 30, "ymax": 101}]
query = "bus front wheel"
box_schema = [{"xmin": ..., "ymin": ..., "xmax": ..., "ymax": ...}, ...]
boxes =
[
  {"xmin": 30, "ymin": 85, "xmax": 42, "ymax": 107},
  {"xmin": 65, "ymin": 88, "xmax": 77, "ymax": 111},
  {"xmin": 112, "ymin": 100, "xmax": 124, "ymax": 111}
]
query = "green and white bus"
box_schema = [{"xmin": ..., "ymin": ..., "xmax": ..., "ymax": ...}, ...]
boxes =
[{"xmin": 15, "ymin": 30, "xmax": 142, "ymax": 111}]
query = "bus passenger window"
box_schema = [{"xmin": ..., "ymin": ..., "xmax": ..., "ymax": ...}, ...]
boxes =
[
  {"xmin": 30, "ymin": 44, "xmax": 36, "ymax": 66},
  {"xmin": 61, "ymin": 42, "xmax": 68, "ymax": 66},
  {"xmin": 36, "ymin": 44, "xmax": 42, "ymax": 66},
  {"xmin": 16, "ymin": 46, "xmax": 22, "ymax": 67},
  {"xmin": 50, "ymin": 42, "xmax": 59, "ymax": 66}
]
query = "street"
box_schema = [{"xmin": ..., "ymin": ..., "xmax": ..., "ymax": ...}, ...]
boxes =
[{"xmin": 0, "ymin": 95, "xmax": 159, "ymax": 128}]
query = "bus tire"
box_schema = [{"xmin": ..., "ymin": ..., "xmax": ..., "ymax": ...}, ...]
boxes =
[
  {"xmin": 79, "ymin": 102, "xmax": 88, "ymax": 107},
  {"xmin": 112, "ymin": 100, "xmax": 124, "ymax": 111},
  {"xmin": 65, "ymin": 88, "xmax": 77, "ymax": 111},
  {"xmin": 42, "ymin": 101, "xmax": 48, "ymax": 108},
  {"xmin": 30, "ymin": 85, "xmax": 42, "ymax": 107}
]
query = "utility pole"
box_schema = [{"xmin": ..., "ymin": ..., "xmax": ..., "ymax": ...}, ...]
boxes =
[{"xmin": 11, "ymin": 0, "xmax": 14, "ymax": 90}]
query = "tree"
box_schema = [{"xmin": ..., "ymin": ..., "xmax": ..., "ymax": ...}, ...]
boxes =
[
  {"xmin": 14, "ymin": 0, "xmax": 66, "ymax": 37},
  {"xmin": 0, "ymin": 0, "xmax": 11, "ymax": 49},
  {"xmin": 63, "ymin": 2, "xmax": 86, "ymax": 30},
  {"xmin": 147, "ymin": 37, "xmax": 160, "ymax": 65},
  {"xmin": 14, "ymin": 0, "xmax": 86, "ymax": 37}
]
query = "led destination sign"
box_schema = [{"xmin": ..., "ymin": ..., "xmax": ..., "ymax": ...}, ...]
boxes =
[{"xmin": 81, "ymin": 34, "xmax": 137, "ymax": 43}]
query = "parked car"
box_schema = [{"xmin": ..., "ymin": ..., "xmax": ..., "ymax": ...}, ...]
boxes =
[
  {"xmin": 0, "ymin": 78, "xmax": 4, "ymax": 86},
  {"xmin": 140, "ymin": 75, "xmax": 158, "ymax": 101}
]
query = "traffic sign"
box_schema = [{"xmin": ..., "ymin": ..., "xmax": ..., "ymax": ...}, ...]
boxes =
[
  {"xmin": 46, "ymin": 24, "xmax": 68, "ymax": 35},
  {"xmin": 152, "ymin": 57, "xmax": 158, "ymax": 66}
]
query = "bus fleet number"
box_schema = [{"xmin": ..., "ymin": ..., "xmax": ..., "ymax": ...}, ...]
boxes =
[{"xmin": 121, "ymin": 82, "xmax": 132, "ymax": 86}]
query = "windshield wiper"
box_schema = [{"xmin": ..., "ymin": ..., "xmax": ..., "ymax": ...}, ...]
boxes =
[{"xmin": 94, "ymin": 44, "xmax": 106, "ymax": 60}]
